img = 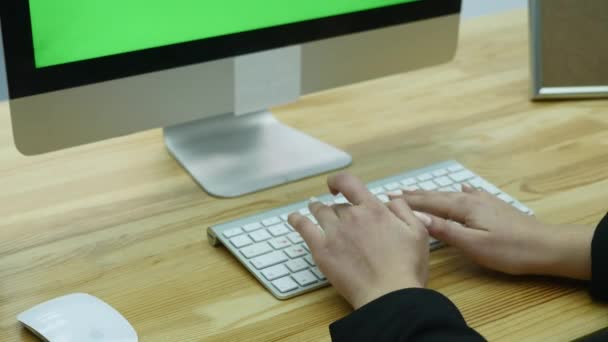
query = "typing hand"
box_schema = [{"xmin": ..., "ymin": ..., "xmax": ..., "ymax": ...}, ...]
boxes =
[
  {"xmin": 288, "ymin": 173, "xmax": 429, "ymax": 309},
  {"xmin": 395, "ymin": 185, "xmax": 594, "ymax": 280}
]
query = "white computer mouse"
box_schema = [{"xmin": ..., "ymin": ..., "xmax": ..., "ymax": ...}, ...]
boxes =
[{"xmin": 17, "ymin": 293, "xmax": 138, "ymax": 342}]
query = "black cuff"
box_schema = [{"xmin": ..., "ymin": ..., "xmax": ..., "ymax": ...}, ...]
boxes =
[
  {"xmin": 330, "ymin": 288, "xmax": 485, "ymax": 342},
  {"xmin": 590, "ymin": 213, "xmax": 608, "ymax": 301}
]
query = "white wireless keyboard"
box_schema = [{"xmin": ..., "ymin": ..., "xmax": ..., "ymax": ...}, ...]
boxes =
[{"xmin": 207, "ymin": 160, "xmax": 533, "ymax": 300}]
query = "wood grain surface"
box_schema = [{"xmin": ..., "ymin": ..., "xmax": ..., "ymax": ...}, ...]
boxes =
[{"xmin": 1, "ymin": 9, "xmax": 608, "ymax": 341}]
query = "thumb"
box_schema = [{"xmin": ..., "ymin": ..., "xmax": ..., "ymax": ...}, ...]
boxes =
[{"xmin": 422, "ymin": 213, "xmax": 486, "ymax": 250}]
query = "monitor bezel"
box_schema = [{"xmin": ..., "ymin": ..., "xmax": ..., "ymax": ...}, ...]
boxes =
[{"xmin": 1, "ymin": 0, "xmax": 460, "ymax": 99}]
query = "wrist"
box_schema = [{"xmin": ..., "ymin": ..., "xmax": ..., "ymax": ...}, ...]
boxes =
[
  {"xmin": 534, "ymin": 223, "xmax": 594, "ymax": 280},
  {"xmin": 352, "ymin": 279, "xmax": 424, "ymax": 309}
]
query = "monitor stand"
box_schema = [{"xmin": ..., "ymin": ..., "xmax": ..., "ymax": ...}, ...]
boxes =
[{"xmin": 164, "ymin": 111, "xmax": 352, "ymax": 198}]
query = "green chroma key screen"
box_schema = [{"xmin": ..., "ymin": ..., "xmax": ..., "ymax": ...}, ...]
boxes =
[{"xmin": 28, "ymin": 0, "xmax": 420, "ymax": 68}]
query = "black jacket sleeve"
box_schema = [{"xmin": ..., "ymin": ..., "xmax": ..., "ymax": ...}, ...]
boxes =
[
  {"xmin": 330, "ymin": 214, "xmax": 608, "ymax": 342},
  {"xmin": 590, "ymin": 213, "xmax": 608, "ymax": 301},
  {"xmin": 329, "ymin": 288, "xmax": 485, "ymax": 341}
]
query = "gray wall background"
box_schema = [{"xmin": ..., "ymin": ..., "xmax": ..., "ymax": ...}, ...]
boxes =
[{"xmin": 0, "ymin": 0, "xmax": 526, "ymax": 102}]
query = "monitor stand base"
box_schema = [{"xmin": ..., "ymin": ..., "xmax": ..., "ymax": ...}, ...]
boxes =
[{"xmin": 164, "ymin": 111, "xmax": 352, "ymax": 198}]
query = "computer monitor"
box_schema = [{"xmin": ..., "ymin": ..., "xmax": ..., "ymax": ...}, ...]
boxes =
[{"xmin": 1, "ymin": 0, "xmax": 461, "ymax": 197}]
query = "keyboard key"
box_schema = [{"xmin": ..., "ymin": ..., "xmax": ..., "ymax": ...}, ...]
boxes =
[
  {"xmin": 452, "ymin": 183, "xmax": 462, "ymax": 192},
  {"xmin": 485, "ymin": 186, "xmax": 501, "ymax": 195},
  {"xmin": 262, "ymin": 217, "xmax": 281, "ymax": 226},
  {"xmin": 384, "ymin": 182, "xmax": 401, "ymax": 191},
  {"xmin": 267, "ymin": 223, "xmax": 290, "ymax": 237},
  {"xmin": 448, "ymin": 164, "xmax": 464, "ymax": 172},
  {"xmin": 370, "ymin": 187, "xmax": 384, "ymax": 195},
  {"xmin": 377, "ymin": 194, "xmax": 389, "ymax": 203},
  {"xmin": 469, "ymin": 177, "xmax": 484, "ymax": 189},
  {"xmin": 285, "ymin": 222, "xmax": 295, "ymax": 231},
  {"xmin": 287, "ymin": 232, "xmax": 304, "ymax": 244},
  {"xmin": 388, "ymin": 189, "xmax": 403, "ymax": 196},
  {"xmin": 292, "ymin": 270, "xmax": 318, "ymax": 286},
  {"xmin": 417, "ymin": 173, "xmax": 433, "ymax": 181},
  {"xmin": 310, "ymin": 267, "xmax": 326, "ymax": 280},
  {"xmin": 280, "ymin": 214, "xmax": 290, "ymax": 221},
  {"xmin": 285, "ymin": 245, "xmax": 307, "ymax": 258},
  {"xmin": 285, "ymin": 258, "xmax": 309, "ymax": 272},
  {"xmin": 432, "ymin": 169, "xmax": 448, "ymax": 177},
  {"xmin": 304, "ymin": 254, "xmax": 316, "ymax": 266},
  {"xmin": 240, "ymin": 242, "xmax": 273, "ymax": 259},
  {"xmin": 299, "ymin": 208, "xmax": 311, "ymax": 215},
  {"xmin": 301, "ymin": 241, "xmax": 310, "ymax": 252},
  {"xmin": 251, "ymin": 251, "xmax": 288, "ymax": 269},
  {"xmin": 434, "ymin": 176, "xmax": 453, "ymax": 187},
  {"xmin": 223, "ymin": 227, "xmax": 244, "ymax": 238},
  {"xmin": 272, "ymin": 276, "xmax": 299, "ymax": 293},
  {"xmin": 250, "ymin": 229, "xmax": 272, "ymax": 242},
  {"xmin": 419, "ymin": 181, "xmax": 438, "ymax": 191},
  {"xmin": 449, "ymin": 170, "xmax": 475, "ymax": 182},
  {"xmin": 334, "ymin": 196, "xmax": 349, "ymax": 204},
  {"xmin": 261, "ymin": 264, "xmax": 290, "ymax": 281},
  {"xmin": 306, "ymin": 214, "xmax": 318, "ymax": 224},
  {"xmin": 230, "ymin": 235, "xmax": 253, "ymax": 248},
  {"xmin": 269, "ymin": 236, "xmax": 291, "ymax": 249},
  {"xmin": 400, "ymin": 178, "xmax": 416, "ymax": 186},
  {"xmin": 242, "ymin": 222, "xmax": 263, "ymax": 232}
]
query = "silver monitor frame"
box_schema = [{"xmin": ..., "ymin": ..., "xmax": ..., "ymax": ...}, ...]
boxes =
[{"xmin": 6, "ymin": 14, "xmax": 459, "ymax": 196}]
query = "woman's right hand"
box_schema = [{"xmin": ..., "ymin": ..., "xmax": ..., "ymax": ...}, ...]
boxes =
[{"xmin": 391, "ymin": 185, "xmax": 596, "ymax": 280}]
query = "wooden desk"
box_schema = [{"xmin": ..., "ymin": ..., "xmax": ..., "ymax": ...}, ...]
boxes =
[{"xmin": 1, "ymin": 10, "xmax": 607, "ymax": 341}]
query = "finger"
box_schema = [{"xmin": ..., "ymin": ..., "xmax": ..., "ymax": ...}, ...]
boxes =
[
  {"xmin": 386, "ymin": 190, "xmax": 404, "ymax": 199},
  {"xmin": 330, "ymin": 203, "xmax": 353, "ymax": 219},
  {"xmin": 288, "ymin": 213, "xmax": 325, "ymax": 254},
  {"xmin": 327, "ymin": 173, "xmax": 378, "ymax": 206},
  {"xmin": 413, "ymin": 211, "xmax": 433, "ymax": 228},
  {"xmin": 462, "ymin": 183, "xmax": 475, "ymax": 193},
  {"xmin": 387, "ymin": 198, "xmax": 425, "ymax": 231},
  {"xmin": 308, "ymin": 198, "xmax": 339, "ymax": 232},
  {"xmin": 423, "ymin": 213, "xmax": 487, "ymax": 250},
  {"xmin": 403, "ymin": 192, "xmax": 472, "ymax": 223}
]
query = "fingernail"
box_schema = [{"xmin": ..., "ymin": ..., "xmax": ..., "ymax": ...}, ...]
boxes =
[
  {"xmin": 401, "ymin": 186, "xmax": 418, "ymax": 192},
  {"xmin": 286, "ymin": 213, "xmax": 296, "ymax": 225},
  {"xmin": 309, "ymin": 196, "xmax": 320, "ymax": 203},
  {"xmin": 387, "ymin": 190, "xmax": 403, "ymax": 197},
  {"xmin": 413, "ymin": 211, "xmax": 432, "ymax": 227},
  {"xmin": 462, "ymin": 183, "xmax": 473, "ymax": 192}
]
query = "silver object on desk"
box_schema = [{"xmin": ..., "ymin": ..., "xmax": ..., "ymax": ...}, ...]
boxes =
[
  {"xmin": 529, "ymin": 0, "xmax": 608, "ymax": 99},
  {"xmin": 208, "ymin": 160, "xmax": 535, "ymax": 300},
  {"xmin": 165, "ymin": 110, "xmax": 352, "ymax": 198}
]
